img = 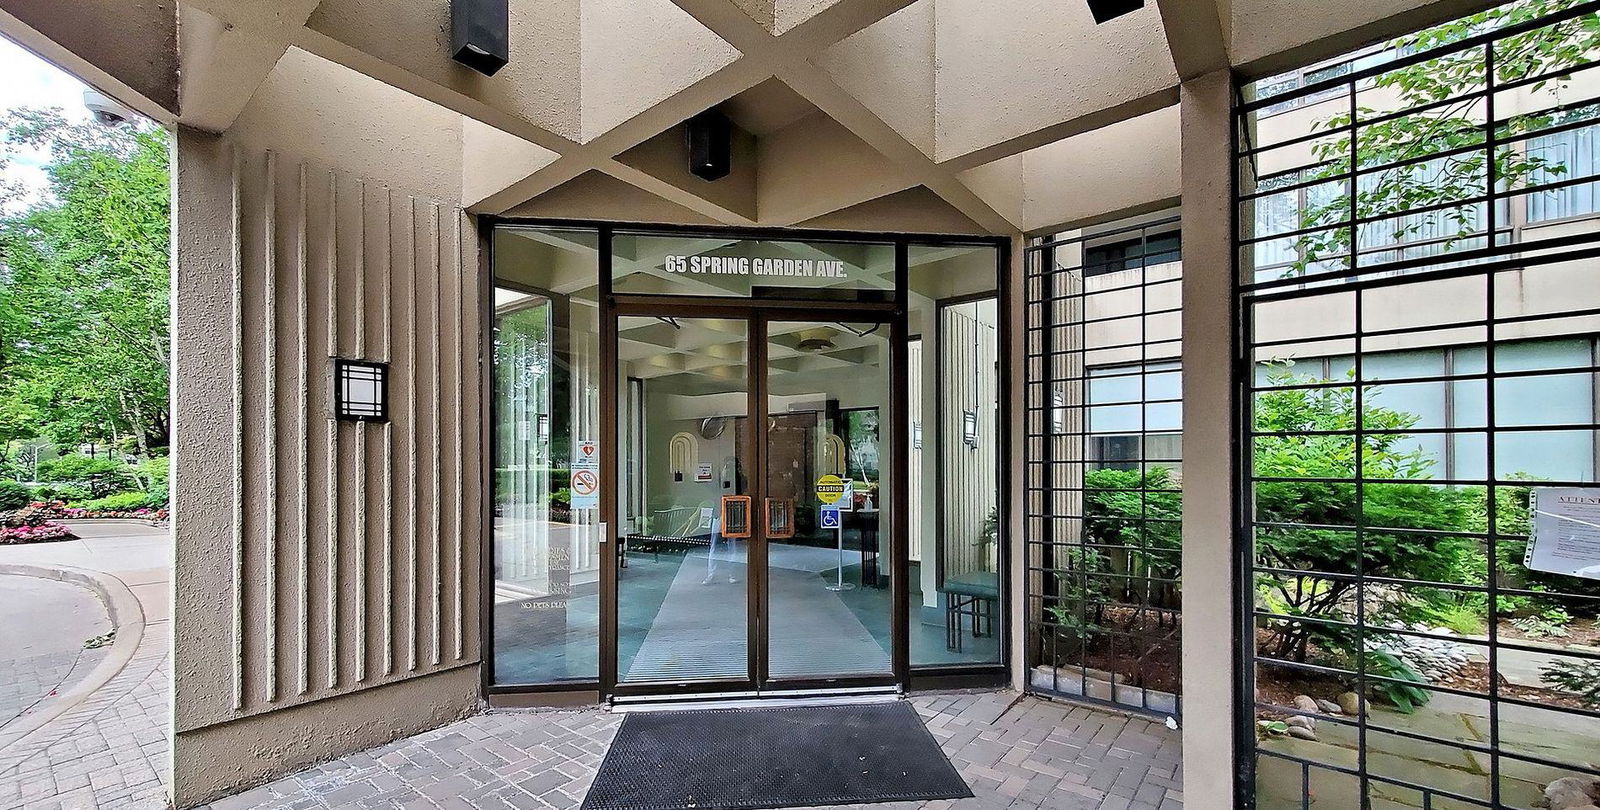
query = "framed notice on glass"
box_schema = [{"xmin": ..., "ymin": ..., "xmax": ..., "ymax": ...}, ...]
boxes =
[{"xmin": 1527, "ymin": 487, "xmax": 1600, "ymax": 580}]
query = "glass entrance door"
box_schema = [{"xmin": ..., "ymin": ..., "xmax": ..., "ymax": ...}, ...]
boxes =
[
  {"xmin": 762, "ymin": 320, "xmax": 893, "ymax": 683},
  {"xmin": 613, "ymin": 312, "xmax": 896, "ymax": 693}
]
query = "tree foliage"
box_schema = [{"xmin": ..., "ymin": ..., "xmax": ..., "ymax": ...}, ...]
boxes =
[
  {"xmin": 1285, "ymin": 0, "xmax": 1600, "ymax": 276},
  {"xmin": 0, "ymin": 108, "xmax": 169, "ymax": 462},
  {"xmin": 1251, "ymin": 366, "xmax": 1480, "ymax": 661}
]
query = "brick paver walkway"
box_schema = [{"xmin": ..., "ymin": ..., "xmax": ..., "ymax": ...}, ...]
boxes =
[
  {"xmin": 201, "ymin": 692, "xmax": 1182, "ymax": 810},
  {"xmin": 0, "ymin": 630, "xmax": 171, "ymax": 810},
  {"xmin": 0, "ymin": 576, "xmax": 111, "ymax": 729}
]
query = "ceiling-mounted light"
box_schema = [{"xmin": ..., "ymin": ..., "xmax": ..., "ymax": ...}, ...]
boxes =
[
  {"xmin": 1087, "ymin": 0, "xmax": 1143, "ymax": 24},
  {"xmin": 687, "ymin": 109, "xmax": 732, "ymax": 182},
  {"xmin": 451, "ymin": 0, "xmax": 509, "ymax": 76}
]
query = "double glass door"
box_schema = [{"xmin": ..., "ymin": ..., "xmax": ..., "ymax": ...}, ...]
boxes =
[{"xmin": 613, "ymin": 310, "xmax": 897, "ymax": 693}]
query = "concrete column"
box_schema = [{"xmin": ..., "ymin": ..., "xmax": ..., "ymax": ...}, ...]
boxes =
[{"xmin": 1179, "ymin": 68, "xmax": 1239, "ymax": 809}]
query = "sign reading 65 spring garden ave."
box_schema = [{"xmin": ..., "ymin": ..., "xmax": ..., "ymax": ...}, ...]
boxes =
[{"xmin": 663, "ymin": 254, "xmax": 851, "ymax": 279}]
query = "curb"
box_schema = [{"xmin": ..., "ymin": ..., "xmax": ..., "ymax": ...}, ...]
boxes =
[
  {"xmin": 56, "ymin": 518, "xmax": 168, "ymax": 529},
  {"xmin": 0, "ymin": 562, "xmax": 147, "ymax": 752}
]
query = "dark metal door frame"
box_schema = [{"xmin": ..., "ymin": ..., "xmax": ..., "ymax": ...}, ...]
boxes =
[
  {"xmin": 604, "ymin": 300, "xmax": 906, "ymax": 699},
  {"xmin": 481, "ymin": 217, "xmax": 1011, "ymax": 702}
]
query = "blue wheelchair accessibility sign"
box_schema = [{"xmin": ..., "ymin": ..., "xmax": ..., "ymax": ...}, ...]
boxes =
[{"xmin": 819, "ymin": 507, "xmax": 841, "ymax": 530}]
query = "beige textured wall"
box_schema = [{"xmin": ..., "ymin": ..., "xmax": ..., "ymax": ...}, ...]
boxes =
[
  {"xmin": 307, "ymin": 0, "xmax": 583, "ymax": 141},
  {"xmin": 1230, "ymin": 0, "xmax": 1497, "ymax": 74},
  {"xmin": 171, "ymin": 49, "xmax": 481, "ymax": 808},
  {"xmin": 0, "ymin": 0, "xmax": 177, "ymax": 119},
  {"xmin": 579, "ymin": 0, "xmax": 742, "ymax": 141},
  {"xmin": 933, "ymin": 0, "xmax": 1176, "ymax": 163}
]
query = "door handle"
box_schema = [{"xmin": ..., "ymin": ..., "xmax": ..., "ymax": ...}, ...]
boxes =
[{"xmin": 765, "ymin": 498, "xmax": 795, "ymax": 539}]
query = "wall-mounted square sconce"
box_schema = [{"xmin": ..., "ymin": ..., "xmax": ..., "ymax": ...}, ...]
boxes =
[
  {"xmin": 962, "ymin": 409, "xmax": 980, "ymax": 448},
  {"xmin": 335, "ymin": 358, "xmax": 389, "ymax": 422},
  {"xmin": 1087, "ymin": 0, "xmax": 1143, "ymax": 23}
]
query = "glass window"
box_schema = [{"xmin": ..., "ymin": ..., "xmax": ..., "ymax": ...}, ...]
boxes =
[
  {"xmin": 1527, "ymin": 123, "xmax": 1600, "ymax": 223},
  {"xmin": 907, "ymin": 243, "xmax": 1003, "ymax": 668},
  {"xmin": 611, "ymin": 232, "xmax": 895, "ymax": 301},
  {"xmin": 491, "ymin": 226, "xmax": 603, "ymax": 685},
  {"xmin": 1081, "ymin": 231, "xmax": 1181, "ymax": 277}
]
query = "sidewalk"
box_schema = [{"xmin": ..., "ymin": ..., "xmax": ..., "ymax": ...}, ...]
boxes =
[
  {"xmin": 0, "ymin": 521, "xmax": 172, "ymax": 810},
  {"xmin": 199, "ymin": 692, "xmax": 1183, "ymax": 810}
]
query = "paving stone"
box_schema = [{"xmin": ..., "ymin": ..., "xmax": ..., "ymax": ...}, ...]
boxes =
[{"xmin": 186, "ymin": 690, "xmax": 1184, "ymax": 810}]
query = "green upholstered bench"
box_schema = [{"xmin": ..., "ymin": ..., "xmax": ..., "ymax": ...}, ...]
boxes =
[{"xmin": 938, "ymin": 571, "xmax": 999, "ymax": 652}]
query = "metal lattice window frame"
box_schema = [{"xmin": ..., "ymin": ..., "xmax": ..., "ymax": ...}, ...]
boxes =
[
  {"xmin": 1024, "ymin": 216, "xmax": 1185, "ymax": 716},
  {"xmin": 1235, "ymin": 3, "xmax": 1600, "ymax": 807}
]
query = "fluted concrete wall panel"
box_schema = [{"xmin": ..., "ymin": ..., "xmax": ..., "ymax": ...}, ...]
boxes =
[{"xmin": 173, "ymin": 134, "xmax": 481, "ymax": 735}]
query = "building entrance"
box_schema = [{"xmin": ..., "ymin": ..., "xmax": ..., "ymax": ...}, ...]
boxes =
[
  {"xmin": 611, "ymin": 307, "xmax": 899, "ymax": 697},
  {"xmin": 488, "ymin": 224, "xmax": 1007, "ymax": 702}
]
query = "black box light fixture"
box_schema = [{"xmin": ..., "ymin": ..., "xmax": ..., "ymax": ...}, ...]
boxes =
[
  {"xmin": 687, "ymin": 109, "xmax": 732, "ymax": 182},
  {"xmin": 1087, "ymin": 0, "xmax": 1144, "ymax": 24},
  {"xmin": 335, "ymin": 358, "xmax": 389, "ymax": 422},
  {"xmin": 451, "ymin": 0, "xmax": 509, "ymax": 76}
]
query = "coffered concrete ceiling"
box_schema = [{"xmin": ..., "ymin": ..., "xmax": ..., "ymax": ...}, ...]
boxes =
[{"xmin": 1, "ymin": 0, "xmax": 1512, "ymax": 234}]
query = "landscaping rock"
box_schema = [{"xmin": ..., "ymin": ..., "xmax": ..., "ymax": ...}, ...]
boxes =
[
  {"xmin": 1546, "ymin": 776, "xmax": 1600, "ymax": 810},
  {"xmin": 1316, "ymin": 699, "xmax": 1342, "ymax": 715},
  {"xmin": 1293, "ymin": 694, "xmax": 1320, "ymax": 714},
  {"xmin": 1287, "ymin": 725, "xmax": 1317, "ymax": 741},
  {"xmin": 1286, "ymin": 715, "xmax": 1315, "ymax": 731},
  {"xmin": 1336, "ymin": 692, "xmax": 1361, "ymax": 715}
]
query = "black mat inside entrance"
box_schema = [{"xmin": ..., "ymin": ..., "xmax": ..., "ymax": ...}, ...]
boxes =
[{"xmin": 580, "ymin": 702, "xmax": 973, "ymax": 810}]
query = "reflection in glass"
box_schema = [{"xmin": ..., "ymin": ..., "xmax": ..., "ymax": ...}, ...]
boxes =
[
  {"xmin": 908, "ymin": 244, "xmax": 1004, "ymax": 667},
  {"xmin": 765, "ymin": 320, "xmax": 894, "ymax": 679},
  {"xmin": 616, "ymin": 317, "xmax": 751, "ymax": 683},
  {"xmin": 491, "ymin": 227, "xmax": 603, "ymax": 685}
]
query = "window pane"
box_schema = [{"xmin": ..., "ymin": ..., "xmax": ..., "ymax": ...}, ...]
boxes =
[
  {"xmin": 491, "ymin": 226, "xmax": 603, "ymax": 685},
  {"xmin": 611, "ymin": 232, "xmax": 895, "ymax": 301},
  {"xmin": 908, "ymin": 243, "xmax": 1003, "ymax": 667}
]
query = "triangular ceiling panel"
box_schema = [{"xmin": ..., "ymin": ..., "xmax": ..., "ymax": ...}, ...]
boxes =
[
  {"xmin": 502, "ymin": 170, "xmax": 722, "ymax": 225},
  {"xmin": 579, "ymin": 0, "xmax": 743, "ymax": 142},
  {"xmin": 797, "ymin": 186, "xmax": 985, "ymax": 234}
]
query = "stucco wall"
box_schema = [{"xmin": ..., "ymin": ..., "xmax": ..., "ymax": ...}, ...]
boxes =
[
  {"xmin": 171, "ymin": 49, "xmax": 481, "ymax": 808},
  {"xmin": 0, "ymin": 0, "xmax": 177, "ymax": 116}
]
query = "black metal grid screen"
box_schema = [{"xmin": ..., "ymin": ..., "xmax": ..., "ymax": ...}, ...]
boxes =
[
  {"xmin": 1024, "ymin": 217, "xmax": 1184, "ymax": 716},
  {"xmin": 1236, "ymin": 2, "xmax": 1600, "ymax": 807}
]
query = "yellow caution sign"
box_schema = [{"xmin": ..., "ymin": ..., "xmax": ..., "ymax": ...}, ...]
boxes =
[{"xmin": 815, "ymin": 474, "xmax": 847, "ymax": 505}]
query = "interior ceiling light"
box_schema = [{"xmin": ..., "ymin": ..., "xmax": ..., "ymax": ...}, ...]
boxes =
[
  {"xmin": 796, "ymin": 337, "xmax": 836, "ymax": 352},
  {"xmin": 1087, "ymin": 0, "xmax": 1144, "ymax": 23}
]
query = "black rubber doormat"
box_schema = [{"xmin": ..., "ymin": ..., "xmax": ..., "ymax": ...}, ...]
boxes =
[{"xmin": 580, "ymin": 701, "xmax": 973, "ymax": 810}]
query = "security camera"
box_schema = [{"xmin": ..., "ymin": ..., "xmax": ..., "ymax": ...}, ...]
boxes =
[{"xmin": 83, "ymin": 89, "xmax": 135, "ymax": 127}]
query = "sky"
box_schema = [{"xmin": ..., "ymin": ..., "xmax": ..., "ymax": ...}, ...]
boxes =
[{"xmin": 0, "ymin": 33, "xmax": 93, "ymax": 212}]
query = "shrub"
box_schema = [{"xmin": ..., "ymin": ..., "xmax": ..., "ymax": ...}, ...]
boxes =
[
  {"xmin": 31, "ymin": 483, "xmax": 90, "ymax": 504},
  {"xmin": 0, "ymin": 505, "xmax": 77, "ymax": 543},
  {"xmin": 38, "ymin": 455, "xmax": 137, "ymax": 498},
  {"xmin": 0, "ymin": 481, "xmax": 31, "ymax": 510},
  {"xmin": 133, "ymin": 455, "xmax": 169, "ymax": 491},
  {"xmin": 1253, "ymin": 365, "xmax": 1480, "ymax": 662},
  {"xmin": 1364, "ymin": 649, "xmax": 1431, "ymax": 713},
  {"xmin": 0, "ymin": 522, "xmax": 76, "ymax": 544},
  {"xmin": 1541, "ymin": 659, "xmax": 1600, "ymax": 708},
  {"xmin": 78, "ymin": 491, "xmax": 151, "ymax": 512}
]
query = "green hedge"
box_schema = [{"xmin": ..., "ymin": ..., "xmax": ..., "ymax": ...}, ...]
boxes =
[{"xmin": 0, "ymin": 481, "xmax": 31, "ymax": 511}]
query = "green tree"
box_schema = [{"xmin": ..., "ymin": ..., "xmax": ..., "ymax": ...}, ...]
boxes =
[
  {"xmin": 0, "ymin": 109, "xmax": 169, "ymax": 457},
  {"xmin": 1252, "ymin": 365, "xmax": 1477, "ymax": 662},
  {"xmin": 1282, "ymin": 0, "xmax": 1600, "ymax": 276}
]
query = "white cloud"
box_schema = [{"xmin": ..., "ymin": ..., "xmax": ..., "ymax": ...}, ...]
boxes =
[{"xmin": 0, "ymin": 33, "xmax": 93, "ymax": 213}]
